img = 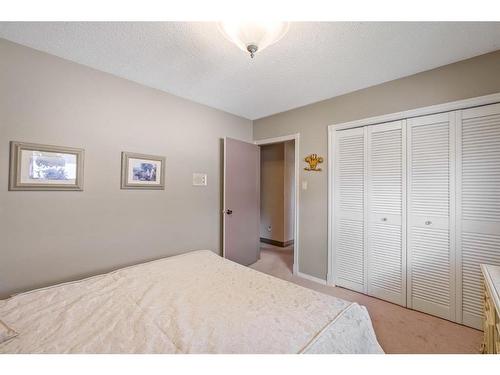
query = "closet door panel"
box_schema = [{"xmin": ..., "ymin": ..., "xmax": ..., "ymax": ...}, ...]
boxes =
[
  {"xmin": 333, "ymin": 127, "xmax": 366, "ymax": 293},
  {"xmin": 458, "ymin": 103, "xmax": 500, "ymax": 329},
  {"xmin": 407, "ymin": 112, "xmax": 456, "ymax": 321},
  {"xmin": 367, "ymin": 121, "xmax": 406, "ymax": 305},
  {"xmin": 410, "ymin": 226, "xmax": 452, "ymax": 317}
]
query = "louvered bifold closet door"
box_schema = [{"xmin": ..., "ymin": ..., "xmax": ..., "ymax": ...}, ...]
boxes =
[
  {"xmin": 334, "ymin": 127, "xmax": 367, "ymax": 293},
  {"xmin": 367, "ymin": 121, "xmax": 406, "ymax": 306},
  {"xmin": 407, "ymin": 112, "xmax": 456, "ymax": 321},
  {"xmin": 457, "ymin": 103, "xmax": 500, "ymax": 329}
]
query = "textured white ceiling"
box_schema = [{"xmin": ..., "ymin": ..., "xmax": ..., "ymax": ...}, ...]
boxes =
[{"xmin": 1, "ymin": 22, "xmax": 500, "ymax": 120}]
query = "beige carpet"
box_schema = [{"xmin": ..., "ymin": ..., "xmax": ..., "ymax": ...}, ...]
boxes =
[{"xmin": 250, "ymin": 243, "xmax": 482, "ymax": 354}]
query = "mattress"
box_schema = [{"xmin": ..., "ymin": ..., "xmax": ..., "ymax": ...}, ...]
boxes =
[{"xmin": 0, "ymin": 250, "xmax": 383, "ymax": 354}]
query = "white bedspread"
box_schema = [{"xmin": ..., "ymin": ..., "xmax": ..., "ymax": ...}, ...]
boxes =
[{"xmin": 0, "ymin": 250, "xmax": 383, "ymax": 354}]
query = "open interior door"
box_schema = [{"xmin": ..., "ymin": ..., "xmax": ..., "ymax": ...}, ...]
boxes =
[{"xmin": 223, "ymin": 137, "xmax": 260, "ymax": 265}]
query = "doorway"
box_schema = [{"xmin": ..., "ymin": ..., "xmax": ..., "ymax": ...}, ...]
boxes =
[
  {"xmin": 255, "ymin": 134, "xmax": 300, "ymax": 275},
  {"xmin": 222, "ymin": 134, "xmax": 300, "ymax": 273}
]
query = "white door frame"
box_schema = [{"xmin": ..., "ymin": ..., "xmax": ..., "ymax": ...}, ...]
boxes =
[
  {"xmin": 327, "ymin": 92, "xmax": 500, "ymax": 286},
  {"xmin": 255, "ymin": 133, "xmax": 300, "ymax": 275}
]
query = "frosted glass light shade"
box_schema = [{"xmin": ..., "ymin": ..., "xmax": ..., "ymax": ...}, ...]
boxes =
[{"xmin": 217, "ymin": 21, "xmax": 289, "ymax": 57}]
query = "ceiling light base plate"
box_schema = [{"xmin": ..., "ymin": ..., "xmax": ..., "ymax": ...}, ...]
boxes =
[{"xmin": 246, "ymin": 44, "xmax": 258, "ymax": 58}]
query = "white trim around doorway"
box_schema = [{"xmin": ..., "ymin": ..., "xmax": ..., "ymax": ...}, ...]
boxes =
[{"xmin": 255, "ymin": 133, "xmax": 301, "ymax": 276}]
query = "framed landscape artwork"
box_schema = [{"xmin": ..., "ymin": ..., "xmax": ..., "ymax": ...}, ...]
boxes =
[
  {"xmin": 9, "ymin": 141, "xmax": 85, "ymax": 191},
  {"xmin": 121, "ymin": 152, "xmax": 165, "ymax": 189}
]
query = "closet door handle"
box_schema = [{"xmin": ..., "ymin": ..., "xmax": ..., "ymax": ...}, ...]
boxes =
[
  {"xmin": 425, "ymin": 220, "xmax": 432, "ymax": 225},
  {"xmin": 381, "ymin": 217, "xmax": 388, "ymax": 222}
]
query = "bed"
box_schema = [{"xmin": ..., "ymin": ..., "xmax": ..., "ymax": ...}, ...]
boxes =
[{"xmin": 0, "ymin": 250, "xmax": 383, "ymax": 354}]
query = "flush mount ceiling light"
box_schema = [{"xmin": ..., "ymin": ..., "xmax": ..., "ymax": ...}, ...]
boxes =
[{"xmin": 217, "ymin": 21, "xmax": 290, "ymax": 58}]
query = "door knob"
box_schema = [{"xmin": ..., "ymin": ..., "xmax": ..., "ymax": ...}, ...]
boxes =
[
  {"xmin": 381, "ymin": 217, "xmax": 388, "ymax": 222},
  {"xmin": 225, "ymin": 209, "xmax": 233, "ymax": 215},
  {"xmin": 425, "ymin": 220, "xmax": 432, "ymax": 225}
]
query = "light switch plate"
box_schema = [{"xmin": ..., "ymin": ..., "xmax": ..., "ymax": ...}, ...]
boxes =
[
  {"xmin": 302, "ymin": 180, "xmax": 308, "ymax": 190},
  {"xmin": 193, "ymin": 173, "xmax": 207, "ymax": 186}
]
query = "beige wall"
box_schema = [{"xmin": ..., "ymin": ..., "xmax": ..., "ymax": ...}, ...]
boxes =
[
  {"xmin": 260, "ymin": 141, "xmax": 295, "ymax": 244},
  {"xmin": 0, "ymin": 39, "xmax": 253, "ymax": 298},
  {"xmin": 253, "ymin": 50, "xmax": 500, "ymax": 279},
  {"xmin": 260, "ymin": 143, "xmax": 285, "ymax": 242},
  {"xmin": 283, "ymin": 141, "xmax": 295, "ymax": 242}
]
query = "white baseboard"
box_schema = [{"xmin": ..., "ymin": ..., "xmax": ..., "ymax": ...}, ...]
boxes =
[
  {"xmin": 296, "ymin": 271, "xmax": 327, "ymax": 285},
  {"xmin": 326, "ymin": 274, "xmax": 336, "ymax": 286}
]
